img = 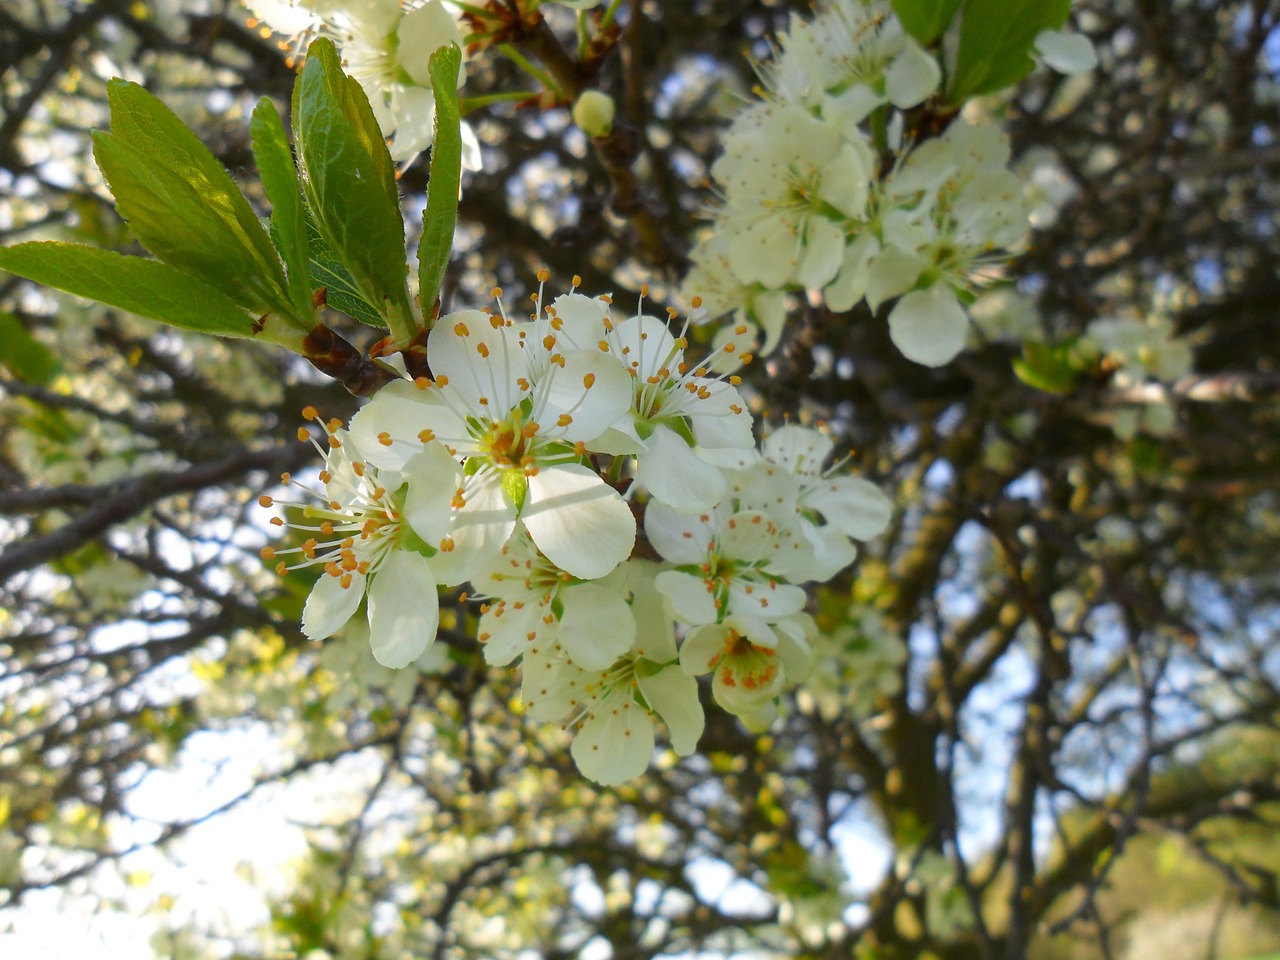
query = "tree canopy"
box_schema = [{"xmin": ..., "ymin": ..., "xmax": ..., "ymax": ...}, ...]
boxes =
[{"xmin": 1, "ymin": 1, "xmax": 1279, "ymax": 958}]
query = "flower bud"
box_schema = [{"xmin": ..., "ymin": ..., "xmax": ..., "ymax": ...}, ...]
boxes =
[{"xmin": 572, "ymin": 90, "xmax": 616, "ymax": 138}]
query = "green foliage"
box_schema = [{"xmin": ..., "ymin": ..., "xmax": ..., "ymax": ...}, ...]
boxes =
[
  {"xmin": 948, "ymin": 0, "xmax": 1071, "ymax": 101},
  {"xmin": 0, "ymin": 242, "xmax": 288, "ymax": 342},
  {"xmin": 0, "ymin": 311, "xmax": 59, "ymax": 383},
  {"xmin": 292, "ymin": 37, "xmax": 414, "ymax": 341},
  {"xmin": 418, "ymin": 44, "xmax": 464, "ymax": 322},
  {"xmin": 890, "ymin": 0, "xmax": 963, "ymax": 45},
  {"xmin": 306, "ymin": 235, "xmax": 392, "ymax": 328},
  {"xmin": 92, "ymin": 80, "xmax": 300, "ymax": 325},
  {"xmin": 250, "ymin": 98, "xmax": 315, "ymax": 322},
  {"xmin": 1013, "ymin": 338, "xmax": 1085, "ymax": 394}
]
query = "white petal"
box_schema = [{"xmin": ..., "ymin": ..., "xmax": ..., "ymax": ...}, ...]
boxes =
[
  {"xmin": 547, "ymin": 293, "xmax": 611, "ymax": 350},
  {"xmin": 436, "ymin": 467, "xmax": 518, "ymax": 583},
  {"xmin": 348, "ymin": 379, "xmax": 453, "ymax": 472},
  {"xmin": 542, "ymin": 350, "xmax": 632, "ymax": 442},
  {"xmin": 302, "ymin": 569, "xmax": 367, "ymax": 640},
  {"xmin": 688, "ymin": 382, "xmax": 755, "ymax": 452},
  {"xmin": 558, "ymin": 583, "xmax": 636, "ymax": 670},
  {"xmin": 751, "ymin": 289, "xmax": 789, "ymax": 355},
  {"xmin": 865, "ymin": 246, "xmax": 928, "ymax": 311},
  {"xmin": 610, "ymin": 313, "xmax": 680, "ymax": 381},
  {"xmin": 728, "ymin": 576, "xmax": 807, "ymax": 622},
  {"xmin": 774, "ymin": 615, "xmax": 815, "ymax": 682},
  {"xmin": 245, "ymin": 0, "xmax": 321, "ymax": 35},
  {"xmin": 460, "ymin": 119, "xmax": 482, "ymax": 172},
  {"xmin": 679, "ymin": 622, "xmax": 729, "ymax": 675},
  {"xmin": 626, "ymin": 559, "xmax": 678, "ymax": 662},
  {"xmin": 818, "ymin": 140, "xmax": 874, "ymax": 219},
  {"xmin": 720, "ymin": 510, "xmax": 782, "ymax": 564},
  {"xmin": 636, "ymin": 425, "xmax": 726, "ymax": 513},
  {"xmin": 637, "ymin": 665, "xmax": 704, "ymax": 756},
  {"xmin": 655, "ymin": 569, "xmax": 718, "ymax": 625},
  {"xmin": 886, "ymin": 41, "xmax": 941, "ymax": 109},
  {"xmin": 728, "ymin": 218, "xmax": 799, "ymax": 289},
  {"xmin": 385, "ymin": 86, "xmax": 436, "ymax": 161},
  {"xmin": 824, "ymin": 232, "xmax": 879, "ymax": 313},
  {"xmin": 787, "ymin": 521, "xmax": 857, "ymax": 583},
  {"xmin": 368, "ymin": 551, "xmax": 439, "ymax": 668},
  {"xmin": 396, "ymin": 3, "xmax": 464, "ymax": 86},
  {"xmin": 479, "ymin": 596, "xmax": 549, "ymax": 666},
  {"xmin": 762, "ymin": 424, "xmax": 833, "ymax": 477},
  {"xmin": 644, "ymin": 501, "xmax": 714, "ymax": 565},
  {"xmin": 522, "ymin": 646, "xmax": 588, "ymax": 720},
  {"xmin": 1035, "ymin": 29, "xmax": 1098, "ymax": 75},
  {"xmin": 428, "ymin": 310, "xmax": 525, "ymax": 414},
  {"xmin": 888, "ymin": 284, "xmax": 969, "ymax": 367},
  {"xmin": 403, "ymin": 443, "xmax": 466, "ymax": 544},
  {"xmin": 589, "ymin": 422, "xmax": 646, "ymax": 457},
  {"xmin": 735, "ymin": 700, "xmax": 778, "ymax": 733},
  {"xmin": 796, "ymin": 216, "xmax": 846, "ymax": 290},
  {"xmin": 805, "ymin": 476, "xmax": 893, "ymax": 539},
  {"xmin": 571, "ymin": 686, "xmax": 655, "ymax": 785},
  {"xmin": 523, "ymin": 464, "xmax": 635, "ymax": 579}
]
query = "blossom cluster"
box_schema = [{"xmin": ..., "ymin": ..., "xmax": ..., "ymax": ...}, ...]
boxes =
[
  {"xmin": 246, "ymin": 0, "xmax": 480, "ymax": 165},
  {"xmin": 262, "ymin": 282, "xmax": 892, "ymax": 783},
  {"xmin": 684, "ymin": 0, "xmax": 1047, "ymax": 366}
]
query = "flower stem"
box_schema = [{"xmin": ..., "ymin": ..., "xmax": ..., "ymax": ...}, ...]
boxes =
[
  {"xmin": 460, "ymin": 90, "xmax": 540, "ymax": 114},
  {"xmin": 499, "ymin": 43, "xmax": 564, "ymax": 98}
]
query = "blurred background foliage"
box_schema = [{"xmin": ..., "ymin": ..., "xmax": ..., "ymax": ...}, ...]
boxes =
[{"xmin": 2, "ymin": 0, "xmax": 1280, "ymax": 958}]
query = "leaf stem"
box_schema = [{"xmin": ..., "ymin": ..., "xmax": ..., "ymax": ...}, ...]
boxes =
[
  {"xmin": 459, "ymin": 90, "xmax": 539, "ymax": 113},
  {"xmin": 499, "ymin": 43, "xmax": 564, "ymax": 98}
]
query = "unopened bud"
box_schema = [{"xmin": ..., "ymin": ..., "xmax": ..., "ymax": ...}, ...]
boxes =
[{"xmin": 572, "ymin": 90, "xmax": 616, "ymax": 138}]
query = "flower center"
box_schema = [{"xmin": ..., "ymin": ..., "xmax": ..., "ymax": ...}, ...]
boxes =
[
  {"xmin": 477, "ymin": 413, "xmax": 539, "ymax": 470},
  {"xmin": 718, "ymin": 631, "xmax": 779, "ymax": 691}
]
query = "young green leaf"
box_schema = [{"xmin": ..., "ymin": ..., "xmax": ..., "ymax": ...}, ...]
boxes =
[
  {"xmin": 250, "ymin": 98, "xmax": 314, "ymax": 320},
  {"xmin": 93, "ymin": 80, "xmax": 298, "ymax": 324},
  {"xmin": 890, "ymin": 0, "xmax": 963, "ymax": 45},
  {"xmin": 1013, "ymin": 339, "xmax": 1080, "ymax": 395},
  {"xmin": 0, "ymin": 242, "xmax": 302, "ymax": 347},
  {"xmin": 418, "ymin": 43, "xmax": 463, "ymax": 324},
  {"xmin": 948, "ymin": 0, "xmax": 1071, "ymax": 102},
  {"xmin": 309, "ymin": 251, "xmax": 392, "ymax": 328},
  {"xmin": 0, "ymin": 311, "xmax": 60, "ymax": 384},
  {"xmin": 292, "ymin": 37, "xmax": 414, "ymax": 341}
]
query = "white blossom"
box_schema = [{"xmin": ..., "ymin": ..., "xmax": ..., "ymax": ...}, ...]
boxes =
[
  {"xmin": 348, "ymin": 304, "xmax": 637, "ymax": 581},
  {"xmin": 521, "ymin": 562, "xmax": 704, "ymax": 785},
  {"xmin": 260, "ymin": 415, "xmax": 441, "ymax": 668},
  {"xmin": 244, "ymin": 0, "xmax": 480, "ymax": 167}
]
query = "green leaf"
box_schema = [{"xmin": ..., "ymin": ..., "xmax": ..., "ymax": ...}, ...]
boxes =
[
  {"xmin": 890, "ymin": 0, "xmax": 963, "ymax": 45},
  {"xmin": 292, "ymin": 37, "xmax": 413, "ymax": 339},
  {"xmin": 309, "ymin": 251, "xmax": 389, "ymax": 328},
  {"xmin": 299, "ymin": 211, "xmax": 386, "ymax": 327},
  {"xmin": 1013, "ymin": 339, "xmax": 1079, "ymax": 395},
  {"xmin": 250, "ymin": 98, "xmax": 314, "ymax": 320},
  {"xmin": 0, "ymin": 242, "xmax": 302, "ymax": 345},
  {"xmin": 948, "ymin": 0, "xmax": 1071, "ymax": 102},
  {"xmin": 93, "ymin": 80, "xmax": 298, "ymax": 324},
  {"xmin": 0, "ymin": 311, "xmax": 60, "ymax": 384},
  {"xmin": 418, "ymin": 44, "xmax": 463, "ymax": 324}
]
